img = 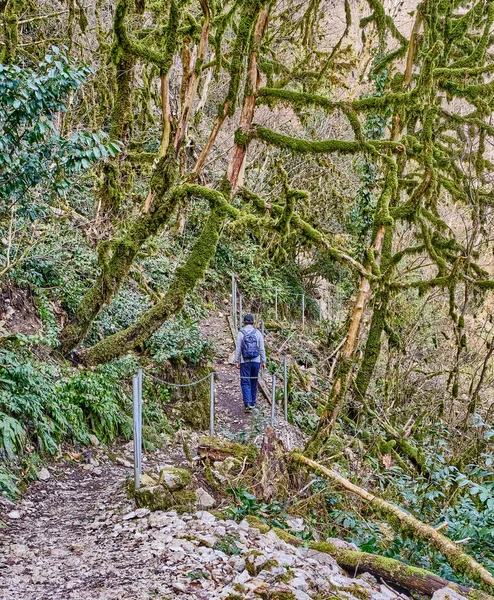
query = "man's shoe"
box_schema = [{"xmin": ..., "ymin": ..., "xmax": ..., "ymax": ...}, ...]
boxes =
[{"xmin": 244, "ymin": 405, "xmax": 251, "ymax": 413}]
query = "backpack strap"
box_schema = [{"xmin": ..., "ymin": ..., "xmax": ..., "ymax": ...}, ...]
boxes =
[{"xmin": 240, "ymin": 327, "xmax": 257, "ymax": 336}]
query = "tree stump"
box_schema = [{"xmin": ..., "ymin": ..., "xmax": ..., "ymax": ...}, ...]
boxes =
[{"xmin": 252, "ymin": 426, "xmax": 290, "ymax": 502}]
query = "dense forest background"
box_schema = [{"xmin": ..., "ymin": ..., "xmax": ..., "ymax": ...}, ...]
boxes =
[{"xmin": 1, "ymin": 0, "xmax": 494, "ymax": 591}]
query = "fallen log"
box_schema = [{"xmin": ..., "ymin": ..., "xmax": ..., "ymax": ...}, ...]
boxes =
[
  {"xmin": 270, "ymin": 527, "xmax": 493, "ymax": 600},
  {"xmin": 293, "ymin": 453, "xmax": 494, "ymax": 593}
]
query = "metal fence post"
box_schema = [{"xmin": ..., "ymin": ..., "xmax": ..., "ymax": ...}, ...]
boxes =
[
  {"xmin": 239, "ymin": 294, "xmax": 243, "ymax": 327},
  {"xmin": 232, "ymin": 273, "xmax": 236, "ymax": 331},
  {"xmin": 327, "ymin": 297, "xmax": 331, "ymax": 321},
  {"xmin": 283, "ymin": 356, "xmax": 288, "ymax": 421},
  {"xmin": 302, "ymin": 295, "xmax": 305, "ymax": 329},
  {"xmin": 235, "ymin": 280, "xmax": 239, "ymax": 330},
  {"xmin": 275, "ymin": 289, "xmax": 278, "ymax": 321},
  {"xmin": 132, "ymin": 374, "xmax": 140, "ymax": 491},
  {"xmin": 209, "ymin": 372, "xmax": 215, "ymax": 436},
  {"xmin": 260, "ymin": 321, "xmax": 265, "ymax": 380},
  {"xmin": 137, "ymin": 369, "xmax": 143, "ymax": 478},
  {"xmin": 271, "ymin": 374, "xmax": 276, "ymax": 426}
]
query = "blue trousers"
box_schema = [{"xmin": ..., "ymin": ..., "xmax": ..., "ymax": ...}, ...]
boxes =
[{"xmin": 240, "ymin": 361, "xmax": 261, "ymax": 407}]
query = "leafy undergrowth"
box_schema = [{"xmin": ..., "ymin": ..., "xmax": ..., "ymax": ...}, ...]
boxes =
[
  {"xmin": 0, "ymin": 349, "xmax": 136, "ymax": 497},
  {"xmin": 0, "ymin": 292, "xmax": 212, "ymax": 499},
  {"xmin": 217, "ymin": 424, "xmax": 494, "ymax": 589},
  {"xmin": 289, "ymin": 419, "xmax": 494, "ymax": 586},
  {"xmin": 226, "ymin": 486, "xmax": 314, "ymax": 541}
]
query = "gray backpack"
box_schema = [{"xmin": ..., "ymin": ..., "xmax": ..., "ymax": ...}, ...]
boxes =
[{"xmin": 241, "ymin": 329, "xmax": 259, "ymax": 360}]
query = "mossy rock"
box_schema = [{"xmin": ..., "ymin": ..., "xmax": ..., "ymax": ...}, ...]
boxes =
[
  {"xmin": 135, "ymin": 485, "xmax": 174, "ymax": 511},
  {"xmin": 134, "ymin": 485, "xmax": 196, "ymax": 512},
  {"xmin": 245, "ymin": 515, "xmax": 270, "ymax": 533},
  {"xmin": 272, "ymin": 527, "xmax": 304, "ymax": 547},
  {"xmin": 204, "ymin": 463, "xmax": 222, "ymax": 490},
  {"xmin": 157, "ymin": 466, "xmax": 192, "ymax": 490}
]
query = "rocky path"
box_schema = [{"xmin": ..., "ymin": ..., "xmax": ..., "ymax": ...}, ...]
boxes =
[
  {"xmin": 0, "ymin": 309, "xmax": 306, "ymax": 599},
  {"xmin": 0, "ymin": 454, "xmax": 141, "ymax": 599},
  {"xmin": 0, "ymin": 441, "xmax": 193, "ymax": 600},
  {"xmin": 0, "ymin": 479, "xmax": 417, "ymax": 600}
]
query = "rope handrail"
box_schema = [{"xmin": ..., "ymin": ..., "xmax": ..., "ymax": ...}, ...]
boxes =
[
  {"xmin": 233, "ymin": 278, "xmax": 321, "ymax": 303},
  {"xmin": 145, "ymin": 369, "xmax": 275, "ymax": 385},
  {"xmin": 144, "ymin": 371, "xmax": 213, "ymax": 387}
]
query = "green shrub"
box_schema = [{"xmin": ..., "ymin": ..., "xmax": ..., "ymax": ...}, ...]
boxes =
[
  {"xmin": 0, "ymin": 349, "xmax": 135, "ymax": 497},
  {"xmin": 146, "ymin": 315, "xmax": 211, "ymax": 365},
  {"xmin": 57, "ymin": 359, "xmax": 135, "ymax": 442}
]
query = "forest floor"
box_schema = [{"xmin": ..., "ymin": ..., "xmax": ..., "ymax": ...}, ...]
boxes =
[
  {"xmin": 0, "ymin": 444, "xmax": 415, "ymax": 600},
  {"xmin": 0, "ymin": 310, "xmax": 308, "ymax": 599}
]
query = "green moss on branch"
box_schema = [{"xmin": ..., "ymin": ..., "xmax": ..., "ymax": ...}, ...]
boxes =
[
  {"xmin": 255, "ymin": 126, "xmax": 361, "ymax": 155},
  {"xmin": 113, "ymin": 0, "xmax": 182, "ymax": 71}
]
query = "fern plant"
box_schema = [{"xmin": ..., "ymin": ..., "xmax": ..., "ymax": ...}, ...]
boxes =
[{"xmin": 0, "ymin": 349, "xmax": 135, "ymax": 497}]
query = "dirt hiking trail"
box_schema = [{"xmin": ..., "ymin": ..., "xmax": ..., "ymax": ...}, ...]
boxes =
[{"xmin": 201, "ymin": 312, "xmax": 273, "ymax": 440}]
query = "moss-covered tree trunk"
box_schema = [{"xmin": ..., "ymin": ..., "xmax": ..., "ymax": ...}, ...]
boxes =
[
  {"xmin": 354, "ymin": 227, "xmax": 394, "ymax": 399},
  {"xmin": 1, "ymin": 0, "xmax": 23, "ymax": 64},
  {"xmin": 96, "ymin": 52, "xmax": 135, "ymax": 221},
  {"xmin": 354, "ymin": 288, "xmax": 389, "ymax": 399},
  {"xmin": 73, "ymin": 0, "xmax": 271, "ymax": 364},
  {"xmin": 59, "ymin": 156, "xmax": 179, "ymax": 354},
  {"xmin": 79, "ymin": 204, "xmax": 226, "ymax": 364},
  {"xmin": 304, "ymin": 220, "xmax": 388, "ymax": 458}
]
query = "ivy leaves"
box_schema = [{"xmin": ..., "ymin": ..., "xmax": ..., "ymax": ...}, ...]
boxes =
[{"xmin": 0, "ymin": 47, "xmax": 120, "ymax": 221}]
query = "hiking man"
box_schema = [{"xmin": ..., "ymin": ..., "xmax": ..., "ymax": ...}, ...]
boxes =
[{"xmin": 234, "ymin": 314, "xmax": 266, "ymax": 412}]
